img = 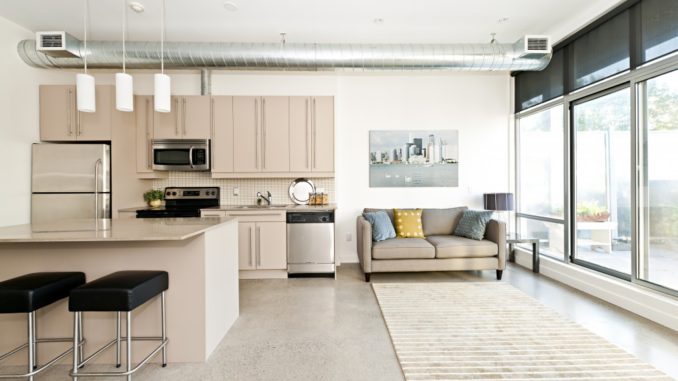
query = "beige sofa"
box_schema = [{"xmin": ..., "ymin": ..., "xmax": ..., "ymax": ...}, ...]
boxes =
[{"xmin": 356, "ymin": 207, "xmax": 506, "ymax": 282}]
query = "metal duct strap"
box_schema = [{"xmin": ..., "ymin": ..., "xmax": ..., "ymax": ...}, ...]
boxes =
[{"xmin": 18, "ymin": 39, "xmax": 551, "ymax": 71}]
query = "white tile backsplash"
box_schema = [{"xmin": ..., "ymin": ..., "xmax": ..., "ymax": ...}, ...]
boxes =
[{"xmin": 153, "ymin": 172, "xmax": 334, "ymax": 206}]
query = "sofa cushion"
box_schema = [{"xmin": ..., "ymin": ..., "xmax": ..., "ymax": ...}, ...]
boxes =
[
  {"xmin": 363, "ymin": 211, "xmax": 396, "ymax": 241},
  {"xmin": 422, "ymin": 207, "xmax": 468, "ymax": 236},
  {"xmin": 393, "ymin": 209, "xmax": 425, "ymax": 238},
  {"xmin": 427, "ymin": 235, "xmax": 498, "ymax": 259},
  {"xmin": 364, "ymin": 208, "xmax": 394, "ymax": 225},
  {"xmin": 372, "ymin": 238, "xmax": 435, "ymax": 260},
  {"xmin": 453, "ymin": 210, "xmax": 494, "ymax": 240}
]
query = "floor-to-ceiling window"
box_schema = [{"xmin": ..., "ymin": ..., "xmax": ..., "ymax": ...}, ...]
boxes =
[
  {"xmin": 639, "ymin": 69, "xmax": 678, "ymax": 292},
  {"xmin": 572, "ymin": 87, "xmax": 632, "ymax": 277},
  {"xmin": 516, "ymin": 105, "xmax": 565, "ymax": 259}
]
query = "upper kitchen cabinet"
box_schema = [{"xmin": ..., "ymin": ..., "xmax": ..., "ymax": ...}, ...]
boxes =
[
  {"xmin": 212, "ymin": 96, "xmax": 234, "ymax": 173},
  {"xmin": 233, "ymin": 96, "xmax": 290, "ymax": 174},
  {"xmin": 154, "ymin": 96, "xmax": 211, "ymax": 140},
  {"xmin": 39, "ymin": 85, "xmax": 112, "ymax": 141},
  {"xmin": 289, "ymin": 96, "xmax": 334, "ymax": 174},
  {"xmin": 134, "ymin": 95, "xmax": 167, "ymax": 179}
]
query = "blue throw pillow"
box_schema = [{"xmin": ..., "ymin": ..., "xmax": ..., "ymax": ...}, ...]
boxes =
[
  {"xmin": 453, "ymin": 210, "xmax": 494, "ymax": 240},
  {"xmin": 363, "ymin": 211, "xmax": 396, "ymax": 242}
]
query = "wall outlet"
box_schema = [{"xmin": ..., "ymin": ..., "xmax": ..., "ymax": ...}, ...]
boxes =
[
  {"xmin": 233, "ymin": 187, "xmax": 240, "ymax": 196},
  {"xmin": 346, "ymin": 233, "xmax": 352, "ymax": 242}
]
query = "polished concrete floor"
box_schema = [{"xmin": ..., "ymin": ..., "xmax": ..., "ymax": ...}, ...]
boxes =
[{"xmin": 5, "ymin": 263, "xmax": 678, "ymax": 380}]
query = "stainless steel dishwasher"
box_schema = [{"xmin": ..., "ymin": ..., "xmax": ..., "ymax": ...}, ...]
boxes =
[{"xmin": 287, "ymin": 211, "xmax": 335, "ymax": 275}]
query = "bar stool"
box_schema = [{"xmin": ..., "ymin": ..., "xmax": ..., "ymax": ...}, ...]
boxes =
[
  {"xmin": 0, "ymin": 272, "xmax": 86, "ymax": 381},
  {"xmin": 68, "ymin": 271, "xmax": 168, "ymax": 381}
]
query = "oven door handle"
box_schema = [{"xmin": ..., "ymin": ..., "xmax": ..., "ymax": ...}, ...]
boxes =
[{"xmin": 188, "ymin": 146, "xmax": 194, "ymax": 169}]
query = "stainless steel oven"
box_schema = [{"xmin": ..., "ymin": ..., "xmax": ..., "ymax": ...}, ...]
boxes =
[{"xmin": 152, "ymin": 139, "xmax": 210, "ymax": 171}]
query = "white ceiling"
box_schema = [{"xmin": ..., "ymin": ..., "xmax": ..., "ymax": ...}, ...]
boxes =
[{"xmin": 0, "ymin": 0, "xmax": 623, "ymax": 45}]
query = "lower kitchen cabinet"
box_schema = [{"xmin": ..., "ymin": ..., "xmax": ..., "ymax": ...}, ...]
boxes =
[{"xmin": 202, "ymin": 210, "xmax": 287, "ymax": 276}]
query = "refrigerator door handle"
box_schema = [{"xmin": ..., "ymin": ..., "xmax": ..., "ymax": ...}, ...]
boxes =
[{"xmin": 94, "ymin": 159, "xmax": 102, "ymax": 220}]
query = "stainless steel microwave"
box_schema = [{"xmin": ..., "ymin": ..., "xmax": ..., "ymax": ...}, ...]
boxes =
[{"xmin": 152, "ymin": 139, "xmax": 210, "ymax": 171}]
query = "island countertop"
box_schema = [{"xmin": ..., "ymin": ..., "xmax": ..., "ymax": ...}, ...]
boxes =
[{"xmin": 0, "ymin": 217, "xmax": 235, "ymax": 243}]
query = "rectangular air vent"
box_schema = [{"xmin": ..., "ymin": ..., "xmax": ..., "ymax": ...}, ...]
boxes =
[
  {"xmin": 35, "ymin": 31, "xmax": 81, "ymax": 58},
  {"xmin": 527, "ymin": 37, "xmax": 549, "ymax": 52},
  {"xmin": 514, "ymin": 35, "xmax": 551, "ymax": 59}
]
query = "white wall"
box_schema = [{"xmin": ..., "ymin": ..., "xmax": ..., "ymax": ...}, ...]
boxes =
[
  {"xmin": 0, "ymin": 16, "xmax": 72, "ymax": 227},
  {"xmin": 0, "ymin": 15, "xmax": 511, "ymax": 262}
]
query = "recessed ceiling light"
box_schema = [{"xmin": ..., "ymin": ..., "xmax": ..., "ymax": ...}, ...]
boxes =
[
  {"xmin": 224, "ymin": 1, "xmax": 239, "ymax": 11},
  {"xmin": 373, "ymin": 18, "xmax": 384, "ymax": 25},
  {"xmin": 128, "ymin": 1, "xmax": 145, "ymax": 13}
]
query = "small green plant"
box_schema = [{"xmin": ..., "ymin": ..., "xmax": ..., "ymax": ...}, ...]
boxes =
[
  {"xmin": 143, "ymin": 189, "xmax": 164, "ymax": 203},
  {"xmin": 576, "ymin": 201, "xmax": 610, "ymax": 222}
]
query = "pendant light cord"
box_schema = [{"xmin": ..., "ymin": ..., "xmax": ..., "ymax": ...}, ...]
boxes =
[
  {"xmin": 161, "ymin": 0, "xmax": 165, "ymax": 74},
  {"xmin": 122, "ymin": 0, "xmax": 126, "ymax": 73},
  {"xmin": 83, "ymin": 0, "xmax": 88, "ymax": 73}
]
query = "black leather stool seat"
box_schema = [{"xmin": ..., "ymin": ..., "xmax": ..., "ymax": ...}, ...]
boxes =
[
  {"xmin": 69, "ymin": 271, "xmax": 168, "ymax": 312},
  {"xmin": 0, "ymin": 272, "xmax": 86, "ymax": 313}
]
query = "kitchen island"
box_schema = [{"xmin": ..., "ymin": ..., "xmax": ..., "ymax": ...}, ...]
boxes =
[{"xmin": 0, "ymin": 217, "xmax": 238, "ymax": 365}]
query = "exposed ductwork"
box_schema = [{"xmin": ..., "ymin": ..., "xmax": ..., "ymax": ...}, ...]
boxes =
[{"xmin": 18, "ymin": 35, "xmax": 551, "ymax": 72}]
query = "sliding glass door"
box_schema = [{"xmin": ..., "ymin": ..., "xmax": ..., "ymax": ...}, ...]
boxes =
[
  {"xmin": 572, "ymin": 87, "xmax": 632, "ymax": 277},
  {"xmin": 639, "ymin": 69, "xmax": 678, "ymax": 292}
]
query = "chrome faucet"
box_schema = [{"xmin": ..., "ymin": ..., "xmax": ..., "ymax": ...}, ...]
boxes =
[{"xmin": 257, "ymin": 191, "xmax": 272, "ymax": 205}]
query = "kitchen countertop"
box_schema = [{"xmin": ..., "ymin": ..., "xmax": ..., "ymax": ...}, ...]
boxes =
[
  {"xmin": 119, "ymin": 203, "xmax": 338, "ymax": 213},
  {"xmin": 0, "ymin": 217, "xmax": 235, "ymax": 243}
]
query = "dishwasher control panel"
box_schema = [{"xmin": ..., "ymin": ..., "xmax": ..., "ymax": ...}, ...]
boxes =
[{"xmin": 286, "ymin": 211, "xmax": 334, "ymax": 223}]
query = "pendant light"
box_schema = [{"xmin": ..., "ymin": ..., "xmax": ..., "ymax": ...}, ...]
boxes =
[
  {"xmin": 154, "ymin": 0, "xmax": 171, "ymax": 113},
  {"xmin": 115, "ymin": 0, "xmax": 133, "ymax": 112},
  {"xmin": 76, "ymin": 0, "xmax": 96, "ymax": 113}
]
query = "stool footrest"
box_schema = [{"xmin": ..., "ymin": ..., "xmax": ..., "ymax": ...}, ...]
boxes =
[
  {"xmin": 70, "ymin": 338, "xmax": 168, "ymax": 378},
  {"xmin": 0, "ymin": 339, "xmax": 84, "ymax": 379}
]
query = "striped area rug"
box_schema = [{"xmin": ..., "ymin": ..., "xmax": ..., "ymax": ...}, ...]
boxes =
[{"xmin": 372, "ymin": 282, "xmax": 672, "ymax": 381}]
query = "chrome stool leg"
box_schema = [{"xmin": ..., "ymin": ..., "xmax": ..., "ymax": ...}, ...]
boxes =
[
  {"xmin": 77, "ymin": 312, "xmax": 84, "ymax": 367},
  {"xmin": 126, "ymin": 311, "xmax": 132, "ymax": 381},
  {"xmin": 27, "ymin": 312, "xmax": 34, "ymax": 381},
  {"xmin": 32, "ymin": 312, "xmax": 37, "ymax": 370},
  {"xmin": 116, "ymin": 312, "xmax": 121, "ymax": 368},
  {"xmin": 161, "ymin": 291, "xmax": 167, "ymax": 367},
  {"xmin": 72, "ymin": 312, "xmax": 80, "ymax": 381}
]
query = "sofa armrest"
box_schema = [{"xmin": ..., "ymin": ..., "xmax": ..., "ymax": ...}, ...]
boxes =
[
  {"xmin": 485, "ymin": 219, "xmax": 507, "ymax": 270},
  {"xmin": 356, "ymin": 215, "xmax": 373, "ymax": 274}
]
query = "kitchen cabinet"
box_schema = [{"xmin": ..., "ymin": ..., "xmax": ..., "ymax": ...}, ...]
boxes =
[
  {"xmin": 154, "ymin": 96, "xmax": 211, "ymax": 139},
  {"xmin": 134, "ymin": 96, "xmax": 167, "ymax": 179},
  {"xmin": 39, "ymin": 85, "xmax": 112, "ymax": 141},
  {"xmin": 289, "ymin": 96, "xmax": 334, "ymax": 173},
  {"xmin": 232, "ymin": 96, "xmax": 289, "ymax": 173},
  {"xmin": 211, "ymin": 96, "xmax": 234, "ymax": 172},
  {"xmin": 201, "ymin": 210, "xmax": 287, "ymax": 274}
]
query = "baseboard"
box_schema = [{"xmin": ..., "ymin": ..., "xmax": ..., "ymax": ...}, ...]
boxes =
[
  {"xmin": 239, "ymin": 270, "xmax": 288, "ymax": 279},
  {"xmin": 513, "ymin": 248, "xmax": 678, "ymax": 331}
]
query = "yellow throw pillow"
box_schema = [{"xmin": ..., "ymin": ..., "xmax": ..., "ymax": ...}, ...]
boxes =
[{"xmin": 393, "ymin": 209, "xmax": 425, "ymax": 238}]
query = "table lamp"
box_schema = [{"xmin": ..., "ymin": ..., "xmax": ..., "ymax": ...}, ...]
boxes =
[{"xmin": 483, "ymin": 193, "xmax": 514, "ymax": 233}]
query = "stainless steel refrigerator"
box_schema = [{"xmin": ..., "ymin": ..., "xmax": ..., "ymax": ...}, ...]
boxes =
[{"xmin": 31, "ymin": 143, "xmax": 111, "ymax": 223}]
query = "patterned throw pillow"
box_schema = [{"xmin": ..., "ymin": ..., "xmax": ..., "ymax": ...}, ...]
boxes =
[
  {"xmin": 453, "ymin": 210, "xmax": 494, "ymax": 240},
  {"xmin": 393, "ymin": 209, "xmax": 425, "ymax": 238},
  {"xmin": 363, "ymin": 211, "xmax": 396, "ymax": 242}
]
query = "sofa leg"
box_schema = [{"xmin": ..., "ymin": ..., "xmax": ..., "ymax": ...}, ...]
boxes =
[
  {"xmin": 496, "ymin": 270, "xmax": 503, "ymax": 280},
  {"xmin": 364, "ymin": 273, "xmax": 371, "ymax": 282}
]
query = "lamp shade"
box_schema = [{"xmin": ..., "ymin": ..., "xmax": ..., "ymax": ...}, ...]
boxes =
[
  {"xmin": 483, "ymin": 193, "xmax": 514, "ymax": 211},
  {"xmin": 154, "ymin": 73, "xmax": 171, "ymax": 113},
  {"xmin": 115, "ymin": 73, "xmax": 134, "ymax": 112},
  {"xmin": 76, "ymin": 73, "xmax": 96, "ymax": 113}
]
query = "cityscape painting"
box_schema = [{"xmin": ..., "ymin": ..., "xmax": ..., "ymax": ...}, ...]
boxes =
[{"xmin": 369, "ymin": 130, "xmax": 459, "ymax": 187}]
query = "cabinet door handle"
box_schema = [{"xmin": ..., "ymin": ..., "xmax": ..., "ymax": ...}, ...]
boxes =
[
  {"xmin": 254, "ymin": 98, "xmax": 259, "ymax": 170},
  {"xmin": 77, "ymin": 111, "xmax": 82, "ymax": 136},
  {"xmin": 248, "ymin": 226, "xmax": 253, "ymax": 266},
  {"xmin": 305, "ymin": 98, "xmax": 309, "ymax": 169},
  {"xmin": 211, "ymin": 98, "xmax": 215, "ymax": 168},
  {"xmin": 146, "ymin": 98, "xmax": 152, "ymax": 169},
  {"xmin": 182, "ymin": 98, "xmax": 187, "ymax": 136},
  {"xmin": 312, "ymin": 98, "xmax": 316, "ymax": 169},
  {"xmin": 67, "ymin": 88, "xmax": 74, "ymax": 136},
  {"xmin": 256, "ymin": 225, "xmax": 261, "ymax": 267},
  {"xmin": 174, "ymin": 98, "xmax": 179, "ymax": 136},
  {"xmin": 262, "ymin": 98, "xmax": 266, "ymax": 170}
]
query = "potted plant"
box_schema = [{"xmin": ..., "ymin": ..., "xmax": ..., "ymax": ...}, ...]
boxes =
[
  {"xmin": 576, "ymin": 202, "xmax": 610, "ymax": 222},
  {"xmin": 143, "ymin": 189, "xmax": 164, "ymax": 208}
]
